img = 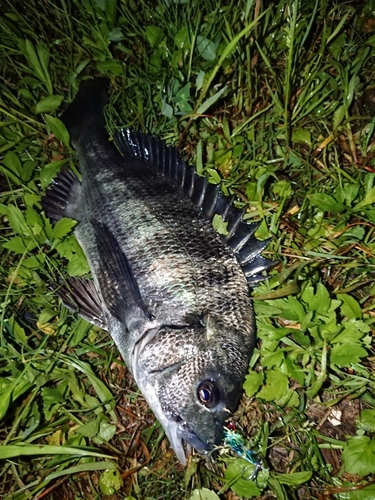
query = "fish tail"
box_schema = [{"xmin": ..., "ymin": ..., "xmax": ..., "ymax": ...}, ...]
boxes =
[{"xmin": 61, "ymin": 78, "xmax": 109, "ymax": 146}]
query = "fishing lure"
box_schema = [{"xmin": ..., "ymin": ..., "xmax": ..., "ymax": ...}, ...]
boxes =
[{"xmin": 223, "ymin": 422, "xmax": 264, "ymax": 480}]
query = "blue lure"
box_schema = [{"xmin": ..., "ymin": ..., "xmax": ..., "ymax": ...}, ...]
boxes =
[{"xmin": 222, "ymin": 422, "xmax": 264, "ymax": 480}]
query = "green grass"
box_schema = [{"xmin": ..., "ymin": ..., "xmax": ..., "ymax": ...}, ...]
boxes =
[{"xmin": 1, "ymin": 0, "xmax": 375, "ymax": 498}]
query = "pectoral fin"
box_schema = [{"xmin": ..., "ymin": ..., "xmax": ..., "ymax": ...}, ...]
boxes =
[{"xmin": 91, "ymin": 219, "xmax": 150, "ymax": 324}]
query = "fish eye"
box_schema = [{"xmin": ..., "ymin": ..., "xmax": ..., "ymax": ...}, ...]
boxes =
[{"xmin": 197, "ymin": 380, "xmax": 221, "ymax": 409}]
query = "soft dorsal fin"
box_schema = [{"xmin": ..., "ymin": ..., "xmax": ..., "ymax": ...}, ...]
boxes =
[
  {"xmin": 42, "ymin": 168, "xmax": 81, "ymax": 221},
  {"xmin": 115, "ymin": 130, "xmax": 277, "ymax": 284}
]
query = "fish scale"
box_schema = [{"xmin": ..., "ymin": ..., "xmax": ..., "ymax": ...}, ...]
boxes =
[
  {"xmin": 89, "ymin": 171, "xmax": 251, "ymax": 329},
  {"xmin": 42, "ymin": 78, "xmax": 276, "ymax": 465}
]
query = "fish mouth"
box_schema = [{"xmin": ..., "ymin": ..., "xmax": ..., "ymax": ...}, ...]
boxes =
[{"xmin": 166, "ymin": 416, "xmax": 211, "ymax": 465}]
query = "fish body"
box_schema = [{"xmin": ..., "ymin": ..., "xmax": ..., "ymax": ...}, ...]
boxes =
[{"xmin": 43, "ymin": 79, "xmax": 275, "ymax": 465}]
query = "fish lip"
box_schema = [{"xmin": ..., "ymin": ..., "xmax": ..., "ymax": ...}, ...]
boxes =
[
  {"xmin": 168, "ymin": 416, "xmax": 211, "ymax": 465},
  {"xmin": 177, "ymin": 421, "xmax": 211, "ymax": 454}
]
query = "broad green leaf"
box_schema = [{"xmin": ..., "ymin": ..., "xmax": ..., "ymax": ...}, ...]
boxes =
[
  {"xmin": 342, "ymin": 225, "xmax": 365, "ymax": 240},
  {"xmin": 108, "ymin": 27, "xmax": 124, "ymax": 42},
  {"xmin": 145, "ymin": 25, "xmax": 164, "ymax": 48},
  {"xmin": 67, "ymin": 251, "xmax": 90, "ymax": 276},
  {"xmin": 2, "ymin": 236, "xmax": 37, "ymax": 254},
  {"xmin": 342, "ymin": 436, "xmax": 375, "ymax": 476},
  {"xmin": 99, "ymin": 467, "xmax": 123, "ymax": 495},
  {"xmin": 353, "ymin": 186, "xmax": 375, "ymax": 211},
  {"xmin": 8, "ymin": 315, "xmax": 28, "ymax": 345},
  {"xmin": 335, "ymin": 183, "xmax": 360, "ymax": 205},
  {"xmin": 40, "ymin": 159, "xmax": 68, "ymax": 189},
  {"xmin": 197, "ymin": 35, "xmax": 217, "ymax": 61},
  {"xmin": 340, "ymin": 294, "xmax": 362, "ymax": 320},
  {"xmin": 333, "ymin": 104, "xmax": 346, "ymax": 130},
  {"xmin": 189, "ymin": 489, "xmax": 220, "ymax": 500},
  {"xmin": 224, "ymin": 459, "xmax": 262, "ymax": 498},
  {"xmin": 85, "ymin": 394, "xmax": 101, "ymax": 410},
  {"xmin": 161, "ymin": 101, "xmax": 173, "ymax": 118},
  {"xmin": 309, "ymin": 193, "xmax": 345, "ymax": 214},
  {"xmin": 302, "ymin": 283, "xmax": 331, "ymax": 315},
  {"xmin": 2, "ymin": 151, "xmax": 21, "ymax": 181},
  {"xmin": 292, "ymin": 128, "xmax": 311, "ymax": 145},
  {"xmin": 206, "ymin": 168, "xmax": 221, "ymax": 184},
  {"xmin": 45, "ymin": 115, "xmax": 70, "ymax": 147},
  {"xmin": 329, "ymin": 32, "xmax": 346, "ymax": 58},
  {"xmin": 331, "ymin": 343, "xmax": 367, "ymax": 366},
  {"xmin": 41, "ymin": 385, "xmax": 66, "ymax": 419},
  {"xmin": 52, "ymin": 217, "xmax": 77, "ymax": 239},
  {"xmin": 175, "ymin": 27, "xmax": 190, "ymax": 49},
  {"xmin": 23, "ymin": 193, "xmax": 42, "ymax": 209},
  {"xmin": 196, "ymin": 86, "xmax": 227, "ymax": 115},
  {"xmin": 60, "ymin": 354, "xmax": 117, "ymax": 422},
  {"xmin": 276, "ymin": 471, "xmax": 313, "ymax": 485},
  {"xmin": 357, "ymin": 410, "xmax": 375, "ymax": 433},
  {"xmin": 38, "ymin": 308, "xmax": 57, "ymax": 324},
  {"xmin": 175, "ymin": 82, "xmax": 191, "ymax": 102},
  {"xmin": 20, "ymin": 40, "xmax": 53, "ymax": 94},
  {"xmin": 36, "ymin": 42, "xmax": 53, "ymax": 94},
  {"xmin": 346, "ymin": 74, "xmax": 359, "ymax": 108},
  {"xmin": 149, "ymin": 50, "xmax": 162, "ymax": 71},
  {"xmin": 67, "ymin": 371, "xmax": 85, "ymax": 406},
  {"xmin": 23, "ymin": 254, "xmax": 45, "ymax": 269},
  {"xmin": 76, "ymin": 419, "xmax": 100, "ymax": 438},
  {"xmin": 331, "ymin": 319, "xmax": 369, "ymax": 344},
  {"xmin": 22, "ymin": 160, "xmax": 37, "ymax": 182},
  {"xmin": 35, "ymin": 95, "xmax": 64, "ymax": 114},
  {"xmin": 0, "ymin": 444, "xmax": 113, "ymax": 459},
  {"xmin": 103, "ymin": 0, "xmax": 117, "ymax": 24},
  {"xmin": 3, "ymin": 377, "xmax": 32, "ymax": 402},
  {"xmin": 99, "ymin": 421, "xmax": 117, "ymax": 442},
  {"xmin": 57, "ymin": 234, "xmax": 80, "ymax": 259},
  {"xmin": 97, "ymin": 59, "xmax": 123, "ymax": 76},
  {"xmin": 257, "ymin": 369, "xmax": 289, "ymax": 401},
  {"xmin": 7, "ymin": 205, "xmax": 31, "ymax": 236},
  {"xmin": 0, "ymin": 383, "xmax": 14, "ymax": 420},
  {"xmin": 25, "ymin": 205, "xmax": 44, "ymax": 235},
  {"xmin": 335, "ymin": 482, "xmax": 375, "ymax": 500},
  {"xmin": 262, "ymin": 350, "xmax": 284, "ymax": 368},
  {"xmin": 212, "ymin": 214, "xmax": 229, "ymax": 235},
  {"xmin": 70, "ymin": 317, "xmax": 92, "ymax": 348},
  {"xmin": 243, "ymin": 371, "xmax": 263, "ymax": 397},
  {"xmin": 196, "ymin": 70, "xmax": 205, "ymax": 91},
  {"xmin": 280, "ymin": 296, "xmax": 305, "ymax": 323},
  {"xmin": 283, "ymin": 358, "xmax": 305, "ymax": 386}
]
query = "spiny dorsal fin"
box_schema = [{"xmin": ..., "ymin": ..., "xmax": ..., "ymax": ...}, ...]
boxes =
[{"xmin": 115, "ymin": 129, "xmax": 277, "ymax": 284}]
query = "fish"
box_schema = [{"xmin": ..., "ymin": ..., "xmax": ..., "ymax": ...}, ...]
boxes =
[{"xmin": 42, "ymin": 78, "xmax": 275, "ymax": 465}]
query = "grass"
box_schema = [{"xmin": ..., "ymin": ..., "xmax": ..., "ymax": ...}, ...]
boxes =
[{"xmin": 0, "ymin": 0, "xmax": 375, "ymax": 498}]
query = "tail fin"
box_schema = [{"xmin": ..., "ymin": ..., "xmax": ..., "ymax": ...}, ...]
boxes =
[{"xmin": 61, "ymin": 78, "xmax": 109, "ymax": 147}]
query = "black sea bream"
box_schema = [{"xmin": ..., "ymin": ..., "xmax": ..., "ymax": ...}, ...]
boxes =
[{"xmin": 43, "ymin": 78, "xmax": 275, "ymax": 465}]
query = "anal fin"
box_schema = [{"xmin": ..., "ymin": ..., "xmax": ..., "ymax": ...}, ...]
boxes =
[{"xmin": 53, "ymin": 278, "xmax": 106, "ymax": 328}]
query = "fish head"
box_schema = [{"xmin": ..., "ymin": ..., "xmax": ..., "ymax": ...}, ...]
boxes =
[{"xmin": 134, "ymin": 315, "xmax": 254, "ymax": 465}]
